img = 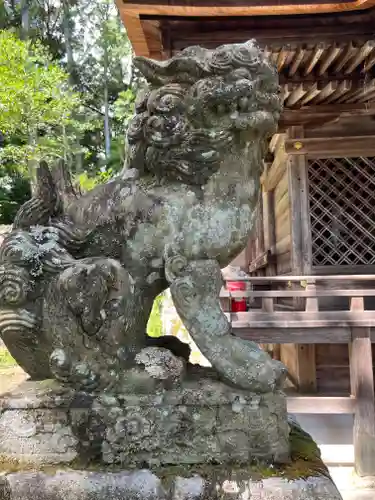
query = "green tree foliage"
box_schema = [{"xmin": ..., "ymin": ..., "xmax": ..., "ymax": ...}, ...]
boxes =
[
  {"xmin": 0, "ymin": 165, "xmax": 30, "ymax": 224},
  {"xmin": 72, "ymin": 0, "xmax": 135, "ymax": 175},
  {"xmin": 147, "ymin": 293, "xmax": 165, "ymax": 338},
  {"xmin": 0, "ymin": 0, "xmax": 137, "ymax": 222},
  {"xmin": 0, "ymin": 30, "xmax": 84, "ymax": 173}
]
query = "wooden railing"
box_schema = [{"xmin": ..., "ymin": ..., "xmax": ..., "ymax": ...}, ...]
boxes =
[{"xmin": 220, "ymin": 275, "xmax": 375, "ymax": 477}]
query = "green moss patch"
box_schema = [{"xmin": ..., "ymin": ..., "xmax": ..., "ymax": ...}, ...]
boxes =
[{"xmin": 0, "ymin": 349, "xmax": 17, "ymax": 369}]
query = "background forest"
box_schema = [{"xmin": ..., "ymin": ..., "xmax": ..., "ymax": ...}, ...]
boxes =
[{"xmin": 0, "ymin": 0, "xmax": 138, "ymax": 223}]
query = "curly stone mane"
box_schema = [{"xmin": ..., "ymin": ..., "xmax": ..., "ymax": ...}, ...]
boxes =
[{"xmin": 127, "ymin": 40, "xmax": 281, "ymax": 185}]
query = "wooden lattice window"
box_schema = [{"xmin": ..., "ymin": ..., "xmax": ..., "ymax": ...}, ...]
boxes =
[{"xmin": 308, "ymin": 157, "xmax": 375, "ymax": 267}]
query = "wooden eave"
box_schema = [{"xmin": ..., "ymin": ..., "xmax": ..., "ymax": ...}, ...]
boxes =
[
  {"xmin": 117, "ymin": 1, "xmax": 375, "ymax": 55},
  {"xmin": 117, "ymin": 1, "xmax": 375, "ymax": 120},
  {"xmin": 118, "ymin": 0, "xmax": 375, "ymax": 24}
]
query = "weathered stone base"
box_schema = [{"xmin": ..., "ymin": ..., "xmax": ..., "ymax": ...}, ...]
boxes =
[
  {"xmin": 0, "ymin": 378, "xmax": 343, "ymax": 499},
  {"xmin": 0, "ymin": 467, "xmax": 343, "ymax": 500},
  {"xmin": 0, "ymin": 374, "xmax": 289, "ymax": 467}
]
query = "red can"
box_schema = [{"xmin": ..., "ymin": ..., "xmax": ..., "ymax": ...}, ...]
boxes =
[{"xmin": 227, "ymin": 281, "xmax": 247, "ymax": 312}]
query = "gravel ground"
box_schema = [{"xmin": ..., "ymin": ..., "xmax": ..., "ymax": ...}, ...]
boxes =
[{"xmin": 0, "ymin": 365, "xmax": 27, "ymax": 395}]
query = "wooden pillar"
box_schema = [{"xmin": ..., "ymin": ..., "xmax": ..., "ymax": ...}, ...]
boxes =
[
  {"xmin": 288, "ymin": 125, "xmax": 313, "ymax": 276},
  {"xmin": 262, "ymin": 178, "xmax": 276, "ymax": 277},
  {"xmin": 349, "ymin": 297, "xmax": 375, "ymax": 476},
  {"xmin": 258, "ymin": 193, "xmax": 265, "ymax": 256},
  {"xmin": 259, "ymin": 177, "xmax": 278, "ymax": 359},
  {"xmin": 287, "ymin": 126, "xmax": 316, "ymax": 393}
]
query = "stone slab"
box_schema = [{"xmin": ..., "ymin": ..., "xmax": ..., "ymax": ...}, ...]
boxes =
[
  {"xmin": 0, "ymin": 376, "xmax": 289, "ymax": 467},
  {"xmin": 0, "ymin": 468, "xmax": 343, "ymax": 500}
]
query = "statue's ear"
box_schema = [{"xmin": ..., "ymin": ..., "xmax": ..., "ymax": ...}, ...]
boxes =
[{"xmin": 133, "ymin": 56, "xmax": 166, "ymax": 85}]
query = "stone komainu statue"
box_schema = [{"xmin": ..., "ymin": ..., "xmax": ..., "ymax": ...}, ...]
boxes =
[{"xmin": 0, "ymin": 40, "xmax": 286, "ymax": 393}]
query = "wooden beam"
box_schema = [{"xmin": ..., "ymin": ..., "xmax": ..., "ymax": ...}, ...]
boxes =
[
  {"xmin": 289, "ymin": 47, "xmax": 305, "ymax": 77},
  {"xmin": 344, "ymin": 79, "xmax": 375, "ymax": 103},
  {"xmin": 287, "ymin": 126, "xmax": 316, "ymax": 393},
  {"xmin": 224, "ymin": 273, "xmax": 375, "ymax": 282},
  {"xmin": 287, "ymin": 396, "xmax": 355, "ymax": 414},
  {"xmin": 119, "ymin": 2, "xmax": 375, "ymax": 17},
  {"xmin": 234, "ymin": 326, "xmax": 351, "ymax": 343},
  {"xmin": 285, "ymin": 135, "xmax": 375, "ymax": 158},
  {"xmin": 170, "ymin": 26, "xmax": 375, "ymax": 50},
  {"xmin": 312, "ymin": 81, "xmax": 338, "ymax": 104},
  {"xmin": 349, "ymin": 296, "xmax": 375, "ymax": 477},
  {"xmin": 126, "ymin": 0, "xmax": 370, "ymax": 5},
  {"xmin": 304, "ymin": 43, "xmax": 326, "ymax": 76},
  {"xmin": 300, "ymin": 283, "xmax": 317, "ymax": 392},
  {"xmin": 262, "ymin": 184, "xmax": 277, "ymax": 276},
  {"xmin": 318, "ymin": 44, "xmax": 342, "ymax": 76},
  {"xmin": 299, "ymin": 174, "xmax": 313, "ymax": 276},
  {"xmin": 287, "ymin": 126, "xmax": 303, "ymax": 279},
  {"xmin": 351, "ymin": 326, "xmax": 375, "ymax": 475},
  {"xmin": 220, "ymin": 289, "xmax": 375, "ymax": 298},
  {"xmin": 334, "ymin": 42, "xmax": 356, "ymax": 72},
  {"xmin": 344, "ymin": 40, "xmax": 375, "ymax": 74},
  {"xmin": 324, "ymin": 80, "xmax": 352, "ymax": 104},
  {"xmin": 299, "ymin": 84, "xmax": 320, "ymax": 107},
  {"xmin": 227, "ymin": 310, "xmax": 375, "ymax": 328},
  {"xmin": 286, "ymin": 84, "xmax": 307, "ymax": 107},
  {"xmin": 248, "ymin": 250, "xmax": 275, "ymax": 274},
  {"xmin": 278, "ymin": 102, "xmax": 375, "ymax": 130},
  {"xmin": 118, "ymin": 10, "xmax": 150, "ymax": 56},
  {"xmin": 263, "ymin": 137, "xmax": 288, "ymax": 191}
]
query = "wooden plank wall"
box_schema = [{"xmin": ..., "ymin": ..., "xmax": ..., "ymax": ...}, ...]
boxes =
[
  {"xmin": 247, "ymin": 135, "xmax": 292, "ymax": 276},
  {"xmin": 316, "ymin": 344, "xmax": 375, "ymax": 394},
  {"xmin": 246, "ymin": 117, "xmax": 375, "ymax": 397},
  {"xmin": 246, "ymin": 204, "xmax": 264, "ymax": 273},
  {"xmin": 316, "ymin": 344, "xmax": 350, "ymax": 393},
  {"xmin": 274, "ymin": 169, "xmax": 291, "ymax": 274}
]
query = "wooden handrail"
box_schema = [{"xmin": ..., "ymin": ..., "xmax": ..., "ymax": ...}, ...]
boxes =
[
  {"xmin": 227, "ymin": 310, "xmax": 375, "ymax": 327},
  {"xmin": 225, "ymin": 274, "xmax": 375, "ymax": 282},
  {"xmin": 222, "ymin": 272, "xmax": 375, "ymax": 475},
  {"xmin": 221, "ymin": 289, "xmax": 375, "ymax": 298}
]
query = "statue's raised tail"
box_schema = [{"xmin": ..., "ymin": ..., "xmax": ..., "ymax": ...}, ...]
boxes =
[
  {"xmin": 0, "ymin": 161, "xmax": 88, "ymax": 380},
  {"xmin": 13, "ymin": 162, "xmax": 58, "ymax": 230},
  {"xmin": 13, "ymin": 161, "xmax": 80, "ymax": 231}
]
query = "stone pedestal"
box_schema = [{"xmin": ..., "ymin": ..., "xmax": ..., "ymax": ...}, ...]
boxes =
[
  {"xmin": 0, "ymin": 377, "xmax": 343, "ymax": 499},
  {"xmin": 0, "ymin": 467, "xmax": 343, "ymax": 500},
  {"xmin": 0, "ymin": 375, "xmax": 289, "ymax": 467}
]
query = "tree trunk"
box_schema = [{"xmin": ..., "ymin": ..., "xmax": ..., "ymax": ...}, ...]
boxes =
[
  {"xmin": 62, "ymin": 0, "xmax": 75, "ymax": 85},
  {"xmin": 62, "ymin": 0, "xmax": 83, "ymax": 174},
  {"xmin": 104, "ymin": 74, "xmax": 111, "ymax": 162},
  {"xmin": 20, "ymin": 0, "xmax": 29, "ymax": 40},
  {"xmin": 20, "ymin": 0, "xmax": 38, "ymax": 195},
  {"xmin": 103, "ymin": 2, "xmax": 111, "ymax": 163}
]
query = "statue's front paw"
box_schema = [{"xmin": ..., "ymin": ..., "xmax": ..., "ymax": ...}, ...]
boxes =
[
  {"xmin": 255, "ymin": 354, "xmax": 287, "ymax": 392},
  {"xmin": 50, "ymin": 348, "xmax": 100, "ymax": 391}
]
